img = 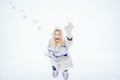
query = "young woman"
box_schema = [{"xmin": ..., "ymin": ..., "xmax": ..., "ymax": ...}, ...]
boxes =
[{"xmin": 47, "ymin": 23, "xmax": 74, "ymax": 80}]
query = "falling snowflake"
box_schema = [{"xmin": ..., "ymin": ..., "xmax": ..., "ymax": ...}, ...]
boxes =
[
  {"xmin": 37, "ymin": 26, "xmax": 41, "ymax": 31},
  {"xmin": 33, "ymin": 19, "xmax": 38, "ymax": 23},
  {"xmin": 20, "ymin": 9, "xmax": 25, "ymax": 12},
  {"xmin": 8, "ymin": 1, "xmax": 12, "ymax": 5},
  {"xmin": 22, "ymin": 15, "xmax": 27, "ymax": 19},
  {"xmin": 11, "ymin": 6, "xmax": 16, "ymax": 9}
]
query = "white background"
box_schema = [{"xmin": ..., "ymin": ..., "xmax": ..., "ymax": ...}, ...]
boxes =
[{"xmin": 0, "ymin": 0, "xmax": 120, "ymax": 80}]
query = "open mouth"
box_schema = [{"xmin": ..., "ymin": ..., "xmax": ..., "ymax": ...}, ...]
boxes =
[{"xmin": 55, "ymin": 38, "xmax": 60, "ymax": 41}]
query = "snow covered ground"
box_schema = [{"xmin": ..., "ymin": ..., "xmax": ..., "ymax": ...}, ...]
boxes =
[{"xmin": 0, "ymin": 0, "xmax": 120, "ymax": 80}]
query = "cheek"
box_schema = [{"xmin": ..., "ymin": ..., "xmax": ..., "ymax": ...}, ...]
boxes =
[
  {"xmin": 55, "ymin": 35, "xmax": 58, "ymax": 38},
  {"xmin": 58, "ymin": 35, "xmax": 61, "ymax": 38},
  {"xmin": 54, "ymin": 35, "xmax": 60, "ymax": 40}
]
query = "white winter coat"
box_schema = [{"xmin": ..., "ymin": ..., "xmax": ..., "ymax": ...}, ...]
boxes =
[{"xmin": 47, "ymin": 37, "xmax": 73, "ymax": 71}]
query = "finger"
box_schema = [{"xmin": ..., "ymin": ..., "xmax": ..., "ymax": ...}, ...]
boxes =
[
  {"xmin": 65, "ymin": 26, "xmax": 68, "ymax": 29},
  {"xmin": 68, "ymin": 22, "xmax": 71, "ymax": 25},
  {"xmin": 69, "ymin": 22, "xmax": 72, "ymax": 25},
  {"xmin": 68, "ymin": 22, "xmax": 71, "ymax": 27},
  {"xmin": 70, "ymin": 23, "xmax": 74, "ymax": 28},
  {"xmin": 71, "ymin": 24, "xmax": 74, "ymax": 28}
]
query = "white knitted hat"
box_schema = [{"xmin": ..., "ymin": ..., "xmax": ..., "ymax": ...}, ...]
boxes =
[
  {"xmin": 51, "ymin": 26, "xmax": 63, "ymax": 37},
  {"xmin": 54, "ymin": 26, "xmax": 62, "ymax": 30}
]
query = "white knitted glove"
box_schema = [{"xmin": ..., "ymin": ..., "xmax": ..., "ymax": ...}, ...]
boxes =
[{"xmin": 65, "ymin": 22, "xmax": 74, "ymax": 35}]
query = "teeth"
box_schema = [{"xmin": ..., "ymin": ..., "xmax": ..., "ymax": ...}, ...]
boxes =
[{"xmin": 56, "ymin": 38, "xmax": 59, "ymax": 40}]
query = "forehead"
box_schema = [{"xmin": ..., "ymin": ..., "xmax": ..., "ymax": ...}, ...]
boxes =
[
  {"xmin": 54, "ymin": 29, "xmax": 61, "ymax": 32},
  {"xmin": 54, "ymin": 31, "xmax": 60, "ymax": 34}
]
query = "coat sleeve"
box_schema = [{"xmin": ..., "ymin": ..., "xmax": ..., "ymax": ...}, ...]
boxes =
[
  {"xmin": 54, "ymin": 47, "xmax": 67, "ymax": 57},
  {"xmin": 47, "ymin": 39, "xmax": 62, "ymax": 60},
  {"xmin": 47, "ymin": 39, "xmax": 55, "ymax": 58},
  {"xmin": 65, "ymin": 34, "xmax": 73, "ymax": 49}
]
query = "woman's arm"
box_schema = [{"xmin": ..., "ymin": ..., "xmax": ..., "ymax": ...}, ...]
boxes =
[
  {"xmin": 64, "ymin": 22, "xmax": 74, "ymax": 48},
  {"xmin": 47, "ymin": 39, "xmax": 62, "ymax": 61},
  {"xmin": 54, "ymin": 46, "xmax": 67, "ymax": 57}
]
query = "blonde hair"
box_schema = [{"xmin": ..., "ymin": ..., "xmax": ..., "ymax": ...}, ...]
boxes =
[{"xmin": 52, "ymin": 29, "xmax": 64, "ymax": 47}]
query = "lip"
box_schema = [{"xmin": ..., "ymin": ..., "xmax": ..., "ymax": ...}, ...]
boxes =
[{"xmin": 55, "ymin": 38, "xmax": 60, "ymax": 40}]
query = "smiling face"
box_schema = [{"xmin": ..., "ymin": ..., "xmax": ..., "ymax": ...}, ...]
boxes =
[
  {"xmin": 52, "ymin": 29, "xmax": 64, "ymax": 47},
  {"xmin": 54, "ymin": 30, "xmax": 61, "ymax": 43}
]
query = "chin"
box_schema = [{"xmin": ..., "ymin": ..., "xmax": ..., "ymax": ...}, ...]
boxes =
[{"xmin": 55, "ymin": 41, "xmax": 59, "ymax": 43}]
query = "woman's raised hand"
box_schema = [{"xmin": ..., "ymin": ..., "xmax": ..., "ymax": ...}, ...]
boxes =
[{"xmin": 65, "ymin": 22, "xmax": 74, "ymax": 35}]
